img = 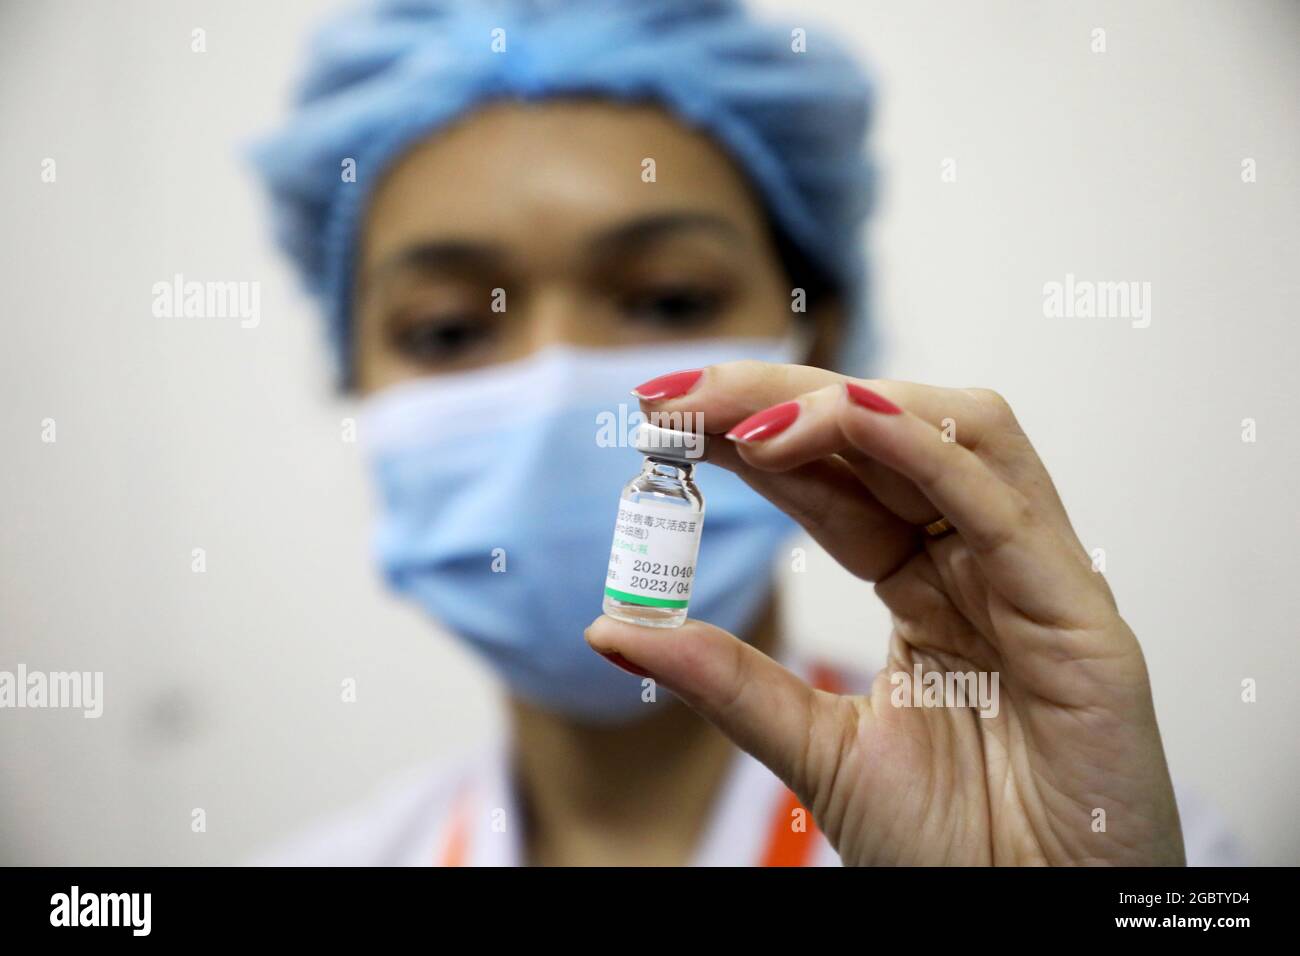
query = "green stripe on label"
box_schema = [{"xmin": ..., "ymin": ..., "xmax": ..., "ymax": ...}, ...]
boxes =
[{"xmin": 604, "ymin": 587, "xmax": 688, "ymax": 609}]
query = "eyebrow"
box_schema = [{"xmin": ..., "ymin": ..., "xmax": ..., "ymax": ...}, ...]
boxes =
[
  {"xmin": 361, "ymin": 211, "xmax": 750, "ymax": 294},
  {"xmin": 362, "ymin": 241, "xmax": 506, "ymax": 293}
]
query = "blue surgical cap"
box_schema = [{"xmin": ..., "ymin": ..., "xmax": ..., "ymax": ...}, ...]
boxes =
[{"xmin": 250, "ymin": 0, "xmax": 876, "ymax": 383}]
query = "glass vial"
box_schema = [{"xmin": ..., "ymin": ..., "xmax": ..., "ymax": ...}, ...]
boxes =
[{"xmin": 603, "ymin": 422, "xmax": 707, "ymax": 628}]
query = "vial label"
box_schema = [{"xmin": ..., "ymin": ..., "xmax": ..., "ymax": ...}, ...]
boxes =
[{"xmin": 603, "ymin": 497, "xmax": 704, "ymax": 609}]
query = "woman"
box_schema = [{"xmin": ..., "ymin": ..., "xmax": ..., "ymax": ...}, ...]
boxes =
[{"xmin": 252, "ymin": 0, "xmax": 1238, "ymax": 866}]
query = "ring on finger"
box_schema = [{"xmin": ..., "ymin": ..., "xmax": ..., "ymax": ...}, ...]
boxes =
[{"xmin": 923, "ymin": 516, "xmax": 957, "ymax": 539}]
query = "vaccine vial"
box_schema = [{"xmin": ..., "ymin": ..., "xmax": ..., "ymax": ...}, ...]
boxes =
[{"xmin": 603, "ymin": 422, "xmax": 706, "ymax": 628}]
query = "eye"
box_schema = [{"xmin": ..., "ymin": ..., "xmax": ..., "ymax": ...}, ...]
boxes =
[
  {"xmin": 387, "ymin": 312, "xmax": 496, "ymax": 364},
  {"xmin": 619, "ymin": 284, "xmax": 727, "ymax": 329}
]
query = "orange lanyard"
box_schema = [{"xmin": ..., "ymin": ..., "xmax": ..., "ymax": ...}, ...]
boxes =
[{"xmin": 437, "ymin": 663, "xmax": 845, "ymax": 867}]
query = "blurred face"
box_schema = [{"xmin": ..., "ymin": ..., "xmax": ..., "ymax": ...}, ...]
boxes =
[{"xmin": 353, "ymin": 98, "xmax": 833, "ymax": 393}]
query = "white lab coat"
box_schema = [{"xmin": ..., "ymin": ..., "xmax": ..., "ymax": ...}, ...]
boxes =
[{"xmin": 255, "ymin": 652, "xmax": 1248, "ymax": 866}]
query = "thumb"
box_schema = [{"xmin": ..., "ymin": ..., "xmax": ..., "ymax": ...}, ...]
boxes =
[{"xmin": 584, "ymin": 613, "xmax": 827, "ymax": 789}]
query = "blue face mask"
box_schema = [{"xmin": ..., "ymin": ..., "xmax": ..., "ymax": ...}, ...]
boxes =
[{"xmin": 359, "ymin": 336, "xmax": 803, "ymax": 722}]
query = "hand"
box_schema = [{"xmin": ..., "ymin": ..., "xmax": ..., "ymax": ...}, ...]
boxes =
[{"xmin": 585, "ymin": 361, "xmax": 1186, "ymax": 866}]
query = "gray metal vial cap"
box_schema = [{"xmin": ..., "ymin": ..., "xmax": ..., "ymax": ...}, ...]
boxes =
[{"xmin": 633, "ymin": 421, "xmax": 708, "ymax": 462}]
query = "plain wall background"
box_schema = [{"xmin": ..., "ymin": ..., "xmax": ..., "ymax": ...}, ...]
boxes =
[{"xmin": 1, "ymin": 0, "xmax": 1296, "ymax": 865}]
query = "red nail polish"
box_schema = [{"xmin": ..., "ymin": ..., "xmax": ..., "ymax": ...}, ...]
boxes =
[
  {"xmin": 599, "ymin": 650, "xmax": 653, "ymax": 679},
  {"xmin": 726, "ymin": 401, "xmax": 800, "ymax": 442},
  {"xmin": 845, "ymin": 382, "xmax": 902, "ymax": 415},
  {"xmin": 631, "ymin": 368, "xmax": 702, "ymax": 402}
]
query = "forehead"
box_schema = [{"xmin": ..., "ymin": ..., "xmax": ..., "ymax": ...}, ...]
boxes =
[{"xmin": 359, "ymin": 98, "xmax": 771, "ymax": 270}]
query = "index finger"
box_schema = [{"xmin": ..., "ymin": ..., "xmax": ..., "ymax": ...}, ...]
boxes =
[{"xmin": 632, "ymin": 361, "xmax": 1000, "ymax": 443}]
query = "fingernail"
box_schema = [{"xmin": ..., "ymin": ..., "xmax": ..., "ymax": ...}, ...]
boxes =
[
  {"xmin": 845, "ymin": 382, "xmax": 902, "ymax": 415},
  {"xmin": 631, "ymin": 368, "xmax": 703, "ymax": 402},
  {"xmin": 726, "ymin": 400, "xmax": 800, "ymax": 442},
  {"xmin": 598, "ymin": 650, "xmax": 653, "ymax": 679}
]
